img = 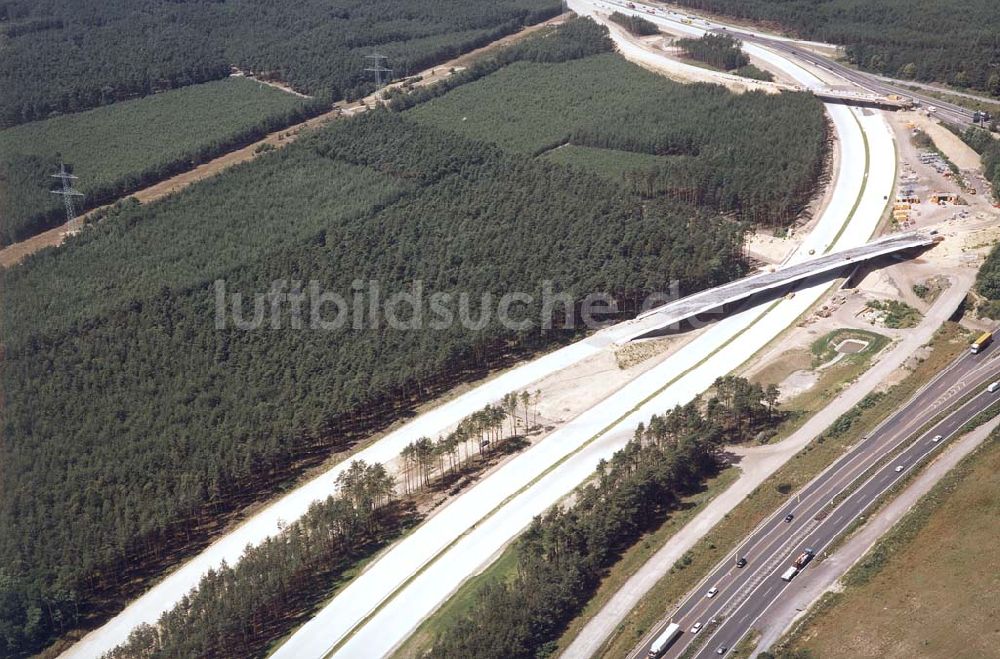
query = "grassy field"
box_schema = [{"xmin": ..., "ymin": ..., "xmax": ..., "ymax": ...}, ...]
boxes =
[
  {"xmin": 776, "ymin": 430, "xmax": 1000, "ymax": 659},
  {"xmin": 396, "ymin": 325, "xmax": 966, "ymax": 658},
  {"xmin": 810, "ymin": 328, "xmax": 889, "ymax": 367},
  {"xmin": 592, "ymin": 322, "xmax": 970, "ymax": 657},
  {"xmin": 541, "ymin": 144, "xmax": 684, "ymax": 182},
  {"xmin": 404, "ymin": 52, "xmax": 827, "ymax": 228},
  {"xmin": 751, "ymin": 328, "xmax": 891, "ymax": 445},
  {"xmin": 0, "ymin": 77, "xmax": 317, "ymax": 245}
]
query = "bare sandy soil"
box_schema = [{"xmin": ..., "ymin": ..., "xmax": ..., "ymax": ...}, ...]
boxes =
[
  {"xmin": 0, "ymin": 13, "xmax": 571, "ymax": 269},
  {"xmin": 746, "ymin": 232, "xmax": 799, "ymax": 264},
  {"xmin": 741, "ymin": 109, "xmax": 1000, "ymax": 420},
  {"xmin": 229, "ymin": 70, "xmax": 313, "ymax": 98},
  {"xmin": 904, "ymin": 111, "xmax": 982, "ymax": 170}
]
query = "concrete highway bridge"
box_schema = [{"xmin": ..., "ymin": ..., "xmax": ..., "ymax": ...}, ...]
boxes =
[
  {"xmin": 714, "ymin": 28, "xmax": 976, "ymax": 127},
  {"xmin": 811, "ymin": 88, "xmax": 913, "ymax": 110},
  {"xmin": 610, "ymin": 232, "xmax": 938, "ymax": 344}
]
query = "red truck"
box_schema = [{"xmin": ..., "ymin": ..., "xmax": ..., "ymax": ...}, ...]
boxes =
[{"xmin": 793, "ymin": 547, "xmax": 815, "ymax": 569}]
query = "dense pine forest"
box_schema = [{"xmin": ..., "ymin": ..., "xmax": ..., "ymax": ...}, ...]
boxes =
[
  {"xmin": 671, "ymin": 0, "xmax": 1000, "ymax": 96},
  {"xmin": 104, "ymin": 397, "xmax": 536, "ymax": 658},
  {"xmin": 432, "ymin": 378, "xmax": 782, "ymax": 658},
  {"xmin": 0, "ymin": 19, "xmax": 827, "ymax": 657},
  {"xmin": 677, "ymin": 33, "xmax": 750, "ymax": 71},
  {"xmin": 0, "ymin": 0, "xmax": 560, "ymax": 128},
  {"xmin": 405, "ymin": 52, "xmax": 827, "ymax": 228},
  {"xmin": 0, "ymin": 78, "xmax": 324, "ymax": 246},
  {"xmin": 609, "ymin": 11, "xmax": 660, "ymax": 36}
]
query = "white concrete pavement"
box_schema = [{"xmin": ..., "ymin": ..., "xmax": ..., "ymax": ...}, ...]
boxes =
[
  {"xmin": 274, "ymin": 11, "xmax": 898, "ymax": 658},
  {"xmin": 61, "ymin": 341, "xmax": 602, "ymax": 659},
  {"xmin": 561, "ymin": 270, "xmax": 972, "ymax": 658},
  {"xmin": 66, "ymin": 6, "xmax": 894, "ymax": 657}
]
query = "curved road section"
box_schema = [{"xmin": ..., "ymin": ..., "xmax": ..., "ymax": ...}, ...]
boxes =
[{"xmin": 272, "ymin": 7, "xmax": 897, "ymax": 659}]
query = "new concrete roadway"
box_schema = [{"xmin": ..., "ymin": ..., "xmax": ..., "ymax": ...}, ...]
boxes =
[
  {"xmin": 560, "ymin": 269, "xmax": 974, "ymax": 659},
  {"xmin": 633, "ymin": 341, "xmax": 1000, "ymax": 659},
  {"xmin": 65, "ymin": 5, "xmax": 897, "ymax": 657},
  {"xmin": 597, "ymin": 0, "xmax": 977, "ymax": 127},
  {"xmin": 272, "ymin": 6, "xmax": 898, "ymax": 658},
  {"xmin": 722, "ymin": 30, "xmax": 977, "ymax": 128}
]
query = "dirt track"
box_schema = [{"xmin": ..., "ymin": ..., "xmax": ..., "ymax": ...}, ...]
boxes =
[{"xmin": 0, "ymin": 13, "xmax": 570, "ymax": 269}]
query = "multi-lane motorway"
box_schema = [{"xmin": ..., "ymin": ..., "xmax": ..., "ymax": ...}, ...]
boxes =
[
  {"xmin": 635, "ymin": 339, "xmax": 1000, "ymax": 658},
  {"xmin": 272, "ymin": 5, "xmax": 902, "ymax": 658},
  {"xmin": 601, "ymin": 0, "xmax": 978, "ymax": 128},
  {"xmin": 720, "ymin": 29, "xmax": 977, "ymax": 128}
]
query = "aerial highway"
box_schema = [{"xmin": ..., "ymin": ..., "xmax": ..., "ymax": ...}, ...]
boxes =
[
  {"xmin": 634, "ymin": 340, "xmax": 1000, "ymax": 659},
  {"xmin": 721, "ymin": 29, "xmax": 978, "ymax": 128},
  {"xmin": 65, "ymin": 4, "xmax": 897, "ymax": 657},
  {"xmin": 597, "ymin": 0, "xmax": 977, "ymax": 127},
  {"xmin": 273, "ymin": 7, "xmax": 898, "ymax": 659}
]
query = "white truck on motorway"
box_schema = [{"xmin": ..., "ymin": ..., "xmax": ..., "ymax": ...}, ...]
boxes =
[
  {"xmin": 783, "ymin": 547, "xmax": 816, "ymax": 581},
  {"xmin": 648, "ymin": 622, "xmax": 682, "ymax": 658}
]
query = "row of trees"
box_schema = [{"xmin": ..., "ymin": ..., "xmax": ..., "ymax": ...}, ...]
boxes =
[
  {"xmin": 975, "ymin": 241, "xmax": 1000, "ymax": 318},
  {"xmin": 0, "ymin": 106, "xmax": 747, "ymax": 656},
  {"xmin": 1, "ymin": 21, "xmax": 819, "ymax": 654},
  {"xmin": 962, "ymin": 128, "xmax": 1000, "ymax": 318},
  {"xmin": 609, "ymin": 11, "xmax": 660, "ymax": 36},
  {"xmin": 105, "ymin": 378, "xmax": 772, "ymax": 659},
  {"xmin": 100, "ymin": 390, "xmax": 549, "ymax": 658},
  {"xmin": 432, "ymin": 378, "xmax": 783, "ymax": 657},
  {"xmin": 961, "ymin": 127, "xmax": 1000, "ymax": 201},
  {"xmin": 1, "ymin": 82, "xmax": 327, "ymax": 246},
  {"xmin": 0, "ymin": 0, "xmax": 562, "ymax": 127},
  {"xmin": 403, "ymin": 45, "xmax": 828, "ymax": 228},
  {"xmin": 102, "ymin": 387, "xmax": 548, "ymax": 658},
  {"xmin": 101, "ymin": 460, "xmax": 401, "ymax": 658},
  {"xmin": 677, "ymin": 33, "xmax": 750, "ymax": 70},
  {"xmin": 671, "ymin": 0, "xmax": 1000, "ymax": 97},
  {"xmin": 400, "ymin": 391, "xmax": 541, "ymax": 492}
]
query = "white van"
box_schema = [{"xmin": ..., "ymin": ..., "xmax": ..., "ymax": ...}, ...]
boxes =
[
  {"xmin": 988, "ymin": 381, "xmax": 1000, "ymax": 393},
  {"xmin": 781, "ymin": 566, "xmax": 799, "ymax": 582}
]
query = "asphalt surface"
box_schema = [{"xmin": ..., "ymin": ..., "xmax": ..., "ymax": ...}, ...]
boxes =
[
  {"xmin": 51, "ymin": 4, "xmax": 970, "ymax": 659},
  {"xmin": 275, "ymin": 7, "xmax": 897, "ymax": 656},
  {"xmin": 634, "ymin": 340, "xmax": 1000, "ymax": 659},
  {"xmin": 721, "ymin": 30, "xmax": 978, "ymax": 129}
]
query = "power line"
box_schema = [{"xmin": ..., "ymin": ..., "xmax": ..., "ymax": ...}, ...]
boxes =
[
  {"xmin": 50, "ymin": 163, "xmax": 84, "ymax": 223},
  {"xmin": 364, "ymin": 54, "xmax": 393, "ymax": 91}
]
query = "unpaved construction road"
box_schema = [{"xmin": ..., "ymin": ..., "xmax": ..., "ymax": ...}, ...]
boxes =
[
  {"xmin": 274, "ymin": 8, "xmax": 899, "ymax": 659},
  {"xmin": 0, "ymin": 14, "xmax": 570, "ymax": 270}
]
